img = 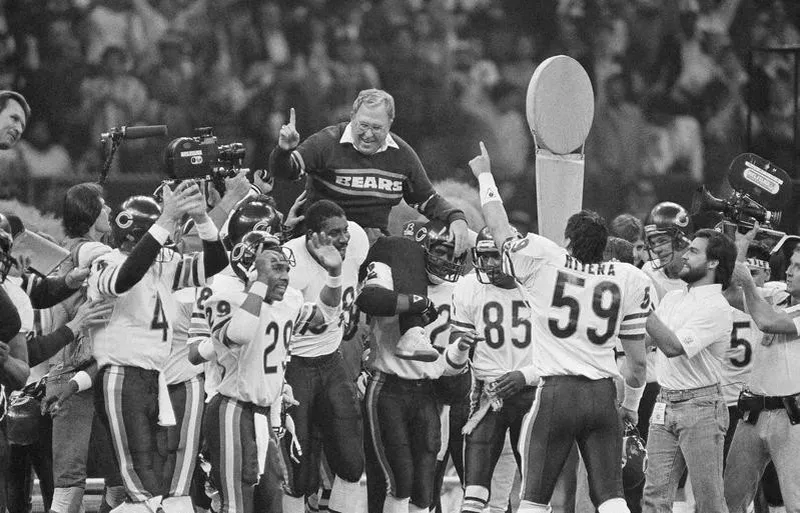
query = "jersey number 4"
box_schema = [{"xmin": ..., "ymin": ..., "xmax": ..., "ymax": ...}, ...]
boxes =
[
  {"xmin": 548, "ymin": 271, "xmax": 621, "ymax": 345},
  {"xmin": 151, "ymin": 295, "xmax": 168, "ymax": 342}
]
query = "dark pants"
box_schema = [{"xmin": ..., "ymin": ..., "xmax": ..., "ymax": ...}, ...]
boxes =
[
  {"xmin": 95, "ymin": 365, "xmax": 164, "ymax": 501},
  {"xmin": 283, "ymin": 351, "xmax": 364, "ymax": 497},
  {"xmin": 432, "ymin": 372, "xmax": 472, "ymax": 513},
  {"xmin": 521, "ymin": 376, "xmax": 623, "ymax": 506},
  {"xmin": 365, "ymin": 372, "xmax": 440, "ymax": 509},
  {"xmin": 7, "ymin": 415, "xmax": 54, "ymax": 513}
]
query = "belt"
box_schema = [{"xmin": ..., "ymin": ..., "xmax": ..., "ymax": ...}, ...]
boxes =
[
  {"xmin": 289, "ymin": 350, "xmax": 341, "ymax": 368},
  {"xmin": 660, "ymin": 383, "xmax": 720, "ymax": 402},
  {"xmin": 742, "ymin": 393, "xmax": 791, "ymax": 411},
  {"xmin": 372, "ymin": 370, "xmax": 434, "ymax": 390}
]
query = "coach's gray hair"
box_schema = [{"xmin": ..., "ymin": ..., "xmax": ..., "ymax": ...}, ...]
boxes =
[{"xmin": 351, "ymin": 89, "xmax": 395, "ymax": 122}]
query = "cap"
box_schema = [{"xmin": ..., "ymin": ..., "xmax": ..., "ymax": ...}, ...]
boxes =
[{"xmin": 0, "ymin": 90, "xmax": 31, "ymax": 121}]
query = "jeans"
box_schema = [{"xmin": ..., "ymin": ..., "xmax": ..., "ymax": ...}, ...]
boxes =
[
  {"xmin": 642, "ymin": 387, "xmax": 729, "ymax": 513},
  {"xmin": 724, "ymin": 409, "xmax": 800, "ymax": 513}
]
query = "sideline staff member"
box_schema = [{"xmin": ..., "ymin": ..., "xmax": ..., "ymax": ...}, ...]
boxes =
[{"xmin": 643, "ymin": 229, "xmax": 736, "ymax": 513}]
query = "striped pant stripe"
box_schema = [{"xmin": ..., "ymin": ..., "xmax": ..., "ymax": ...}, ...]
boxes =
[
  {"xmin": 365, "ymin": 378, "xmax": 396, "ymax": 496},
  {"xmin": 103, "ymin": 366, "xmax": 149, "ymax": 502},
  {"xmin": 169, "ymin": 376, "xmax": 204, "ymax": 496},
  {"xmin": 219, "ymin": 397, "xmax": 244, "ymax": 513},
  {"xmin": 518, "ymin": 384, "xmax": 543, "ymax": 500}
]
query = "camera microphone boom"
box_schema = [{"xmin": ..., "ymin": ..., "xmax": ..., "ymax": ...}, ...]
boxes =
[{"xmin": 100, "ymin": 125, "xmax": 168, "ymax": 143}]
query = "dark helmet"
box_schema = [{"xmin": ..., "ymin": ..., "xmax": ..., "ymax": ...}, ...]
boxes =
[
  {"xmin": 113, "ymin": 196, "xmax": 161, "ymax": 247},
  {"xmin": 472, "ymin": 226, "xmax": 511, "ymax": 285},
  {"xmin": 403, "ymin": 219, "xmax": 466, "ymax": 283},
  {"xmin": 230, "ymin": 231, "xmax": 294, "ymax": 282},
  {"xmin": 622, "ymin": 421, "xmax": 648, "ymax": 490},
  {"xmin": 644, "ymin": 202, "xmax": 692, "ymax": 269},
  {"xmin": 227, "ymin": 196, "xmax": 283, "ymax": 249},
  {"xmin": 0, "ymin": 229, "xmax": 14, "ymax": 283}
]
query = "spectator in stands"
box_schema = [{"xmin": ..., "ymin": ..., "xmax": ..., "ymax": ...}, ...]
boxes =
[{"xmin": 16, "ymin": 118, "xmax": 72, "ymax": 178}]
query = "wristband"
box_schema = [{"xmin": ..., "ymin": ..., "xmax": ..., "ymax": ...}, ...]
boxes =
[
  {"xmin": 621, "ymin": 382, "xmax": 646, "ymax": 411},
  {"xmin": 148, "ymin": 224, "xmax": 171, "ymax": 245},
  {"xmin": 197, "ymin": 339, "xmax": 215, "ymax": 361},
  {"xmin": 478, "ymin": 173, "xmax": 502, "ymax": 206},
  {"xmin": 325, "ymin": 273, "xmax": 342, "ymax": 288},
  {"xmin": 195, "ymin": 216, "xmax": 220, "ymax": 241},
  {"xmin": 249, "ymin": 281, "xmax": 269, "ymax": 300},
  {"xmin": 72, "ymin": 371, "xmax": 93, "ymax": 392}
]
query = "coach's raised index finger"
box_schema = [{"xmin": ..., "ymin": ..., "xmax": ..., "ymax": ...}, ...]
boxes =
[{"xmin": 288, "ymin": 107, "xmax": 296, "ymax": 128}]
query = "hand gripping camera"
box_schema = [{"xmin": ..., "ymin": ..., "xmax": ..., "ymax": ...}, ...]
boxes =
[{"xmin": 692, "ymin": 153, "xmax": 792, "ymax": 250}]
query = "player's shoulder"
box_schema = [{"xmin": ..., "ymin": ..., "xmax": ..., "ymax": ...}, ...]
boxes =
[
  {"xmin": 453, "ymin": 272, "xmax": 481, "ymax": 295},
  {"xmin": 95, "ymin": 248, "xmax": 125, "ymax": 266},
  {"xmin": 613, "ymin": 262, "xmax": 651, "ymax": 285},
  {"xmin": 503, "ymin": 233, "xmax": 563, "ymax": 260},
  {"xmin": 75, "ymin": 241, "xmax": 113, "ymax": 267},
  {"xmin": 282, "ymin": 287, "xmax": 305, "ymax": 309},
  {"xmin": 173, "ymin": 286, "xmax": 196, "ymax": 304},
  {"xmin": 346, "ymin": 221, "xmax": 370, "ymax": 262},
  {"xmin": 207, "ymin": 287, "xmax": 247, "ymax": 310}
]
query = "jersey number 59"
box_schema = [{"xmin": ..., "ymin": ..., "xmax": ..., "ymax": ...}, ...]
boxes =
[{"xmin": 548, "ymin": 271, "xmax": 621, "ymax": 345}]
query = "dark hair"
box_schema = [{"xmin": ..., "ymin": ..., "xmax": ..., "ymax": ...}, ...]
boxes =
[
  {"xmin": 693, "ymin": 228, "xmax": 736, "ymax": 289},
  {"xmin": 610, "ymin": 213, "xmax": 643, "ymax": 243},
  {"xmin": 304, "ymin": 199, "xmax": 346, "ymax": 233},
  {"xmin": 603, "ymin": 237, "xmax": 634, "ymax": 264},
  {"xmin": 63, "ymin": 182, "xmax": 104, "ymax": 238},
  {"xmin": 565, "ymin": 210, "xmax": 608, "ymax": 264},
  {"xmin": 746, "ymin": 242, "xmax": 771, "ymax": 263},
  {"xmin": 0, "ymin": 90, "xmax": 31, "ymax": 124}
]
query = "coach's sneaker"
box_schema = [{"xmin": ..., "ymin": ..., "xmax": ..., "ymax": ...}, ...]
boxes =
[{"xmin": 395, "ymin": 326, "xmax": 440, "ymax": 362}]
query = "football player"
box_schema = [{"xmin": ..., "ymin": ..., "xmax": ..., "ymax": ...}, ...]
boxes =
[
  {"xmin": 356, "ymin": 230, "xmax": 474, "ymax": 513},
  {"xmin": 642, "ymin": 202, "xmax": 693, "ymax": 299},
  {"xmin": 469, "ymin": 143, "xmax": 650, "ymax": 513},
  {"xmin": 280, "ymin": 200, "xmax": 369, "ymax": 513},
  {"xmin": 202, "ymin": 229, "xmax": 342, "ymax": 513},
  {"xmin": 453, "ymin": 227, "xmax": 537, "ymax": 513},
  {"xmin": 399, "ymin": 220, "xmax": 470, "ymax": 513},
  {"xmin": 87, "ymin": 182, "xmax": 228, "ymax": 512}
]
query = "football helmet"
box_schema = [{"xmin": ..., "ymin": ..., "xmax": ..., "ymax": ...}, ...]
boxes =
[
  {"xmin": 644, "ymin": 202, "xmax": 692, "ymax": 269},
  {"xmin": 472, "ymin": 226, "xmax": 513, "ymax": 285},
  {"xmin": 621, "ymin": 421, "xmax": 648, "ymax": 490},
  {"xmin": 113, "ymin": 196, "xmax": 161, "ymax": 247},
  {"xmin": 227, "ymin": 196, "xmax": 283, "ymax": 249},
  {"xmin": 230, "ymin": 231, "xmax": 294, "ymax": 283},
  {"xmin": 0, "ymin": 229, "xmax": 14, "ymax": 283},
  {"xmin": 404, "ymin": 220, "xmax": 466, "ymax": 283}
]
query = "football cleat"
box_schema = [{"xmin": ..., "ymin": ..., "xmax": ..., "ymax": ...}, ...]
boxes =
[{"xmin": 394, "ymin": 326, "xmax": 440, "ymax": 362}]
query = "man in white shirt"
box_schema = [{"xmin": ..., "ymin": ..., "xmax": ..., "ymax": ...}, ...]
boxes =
[
  {"xmin": 724, "ymin": 243, "xmax": 800, "ymax": 513},
  {"xmin": 643, "ymin": 229, "xmax": 737, "ymax": 513}
]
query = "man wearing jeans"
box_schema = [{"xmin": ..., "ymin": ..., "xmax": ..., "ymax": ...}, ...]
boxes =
[
  {"xmin": 723, "ymin": 245, "xmax": 800, "ymax": 512},
  {"xmin": 643, "ymin": 229, "xmax": 736, "ymax": 513}
]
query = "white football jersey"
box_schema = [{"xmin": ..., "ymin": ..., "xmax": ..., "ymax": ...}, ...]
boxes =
[
  {"xmin": 283, "ymin": 221, "xmax": 368, "ymax": 357},
  {"xmin": 642, "ymin": 260, "xmax": 686, "ymax": 300},
  {"xmin": 502, "ymin": 234, "xmax": 651, "ymax": 380},
  {"xmin": 451, "ymin": 273, "xmax": 533, "ymax": 382},
  {"xmin": 425, "ymin": 281, "xmax": 455, "ymax": 350},
  {"xmin": 163, "ymin": 287, "xmax": 203, "ymax": 385},
  {"xmin": 88, "ymin": 248, "xmax": 207, "ymax": 370},
  {"xmin": 209, "ymin": 286, "xmax": 304, "ymax": 407},
  {"xmin": 719, "ymin": 306, "xmax": 758, "ymax": 406}
]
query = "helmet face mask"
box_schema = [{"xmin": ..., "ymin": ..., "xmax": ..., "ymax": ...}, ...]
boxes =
[
  {"xmin": 421, "ymin": 222, "xmax": 465, "ymax": 283},
  {"xmin": 231, "ymin": 231, "xmax": 294, "ymax": 282},
  {"xmin": 0, "ymin": 230, "xmax": 14, "ymax": 283},
  {"xmin": 644, "ymin": 202, "xmax": 692, "ymax": 270},
  {"xmin": 472, "ymin": 226, "xmax": 515, "ymax": 285}
]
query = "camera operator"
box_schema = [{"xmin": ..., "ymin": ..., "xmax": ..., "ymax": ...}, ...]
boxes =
[
  {"xmin": 642, "ymin": 229, "xmax": 736, "ymax": 513},
  {"xmin": 723, "ymin": 226, "xmax": 800, "ymax": 513}
]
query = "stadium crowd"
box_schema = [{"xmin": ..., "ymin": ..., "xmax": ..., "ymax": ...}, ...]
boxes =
[{"xmin": 1, "ymin": 1, "xmax": 800, "ymax": 513}]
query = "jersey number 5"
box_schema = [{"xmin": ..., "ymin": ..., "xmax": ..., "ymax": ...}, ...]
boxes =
[
  {"xmin": 548, "ymin": 271, "xmax": 621, "ymax": 345},
  {"xmin": 729, "ymin": 321, "xmax": 752, "ymax": 368}
]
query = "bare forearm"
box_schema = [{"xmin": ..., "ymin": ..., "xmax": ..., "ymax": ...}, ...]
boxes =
[
  {"xmin": 742, "ymin": 280, "xmax": 797, "ymax": 334},
  {"xmin": 645, "ymin": 314, "xmax": 685, "ymax": 357}
]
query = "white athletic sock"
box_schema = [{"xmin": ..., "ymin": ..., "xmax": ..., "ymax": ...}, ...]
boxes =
[
  {"xmin": 517, "ymin": 500, "xmax": 551, "ymax": 513},
  {"xmin": 50, "ymin": 486, "xmax": 85, "ymax": 513},
  {"xmin": 328, "ymin": 476, "xmax": 360, "ymax": 512},
  {"xmin": 283, "ymin": 494, "xmax": 306, "ymax": 513},
  {"xmin": 598, "ymin": 497, "xmax": 630, "ymax": 513},
  {"xmin": 461, "ymin": 485, "xmax": 489, "ymax": 512},
  {"xmin": 383, "ymin": 495, "xmax": 410, "ymax": 513}
]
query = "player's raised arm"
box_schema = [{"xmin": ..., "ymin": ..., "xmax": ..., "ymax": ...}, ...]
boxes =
[
  {"xmin": 268, "ymin": 108, "xmax": 304, "ymax": 180},
  {"xmin": 468, "ymin": 142, "xmax": 517, "ymax": 249}
]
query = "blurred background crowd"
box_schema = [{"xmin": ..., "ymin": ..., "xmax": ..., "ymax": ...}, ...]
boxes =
[{"xmin": 0, "ymin": 0, "xmax": 798, "ymax": 234}]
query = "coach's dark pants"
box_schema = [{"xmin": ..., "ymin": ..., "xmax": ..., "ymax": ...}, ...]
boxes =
[
  {"xmin": 95, "ymin": 365, "xmax": 164, "ymax": 502},
  {"xmin": 365, "ymin": 372, "xmax": 440, "ymax": 509},
  {"xmin": 283, "ymin": 350, "xmax": 363, "ymax": 497},
  {"xmin": 521, "ymin": 376, "xmax": 623, "ymax": 507}
]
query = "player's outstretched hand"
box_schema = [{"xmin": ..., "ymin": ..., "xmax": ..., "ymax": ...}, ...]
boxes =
[
  {"xmin": 278, "ymin": 108, "xmax": 300, "ymax": 151},
  {"xmin": 181, "ymin": 182, "xmax": 208, "ymax": 222},
  {"xmin": 284, "ymin": 191, "xmax": 308, "ymax": 231},
  {"xmin": 307, "ymin": 231, "xmax": 342, "ymax": 276},
  {"xmin": 468, "ymin": 141, "xmax": 492, "ymax": 179},
  {"xmin": 158, "ymin": 181, "xmax": 193, "ymax": 229},
  {"xmin": 456, "ymin": 329, "xmax": 485, "ymax": 352},
  {"xmin": 493, "ymin": 370, "xmax": 526, "ymax": 399}
]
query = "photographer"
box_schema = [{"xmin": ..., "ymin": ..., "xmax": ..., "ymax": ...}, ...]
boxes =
[
  {"xmin": 723, "ymin": 232, "xmax": 800, "ymax": 513},
  {"xmin": 643, "ymin": 229, "xmax": 736, "ymax": 513}
]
